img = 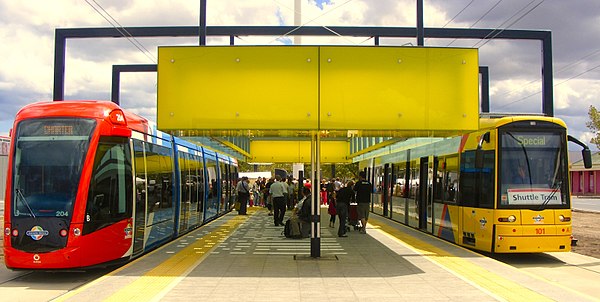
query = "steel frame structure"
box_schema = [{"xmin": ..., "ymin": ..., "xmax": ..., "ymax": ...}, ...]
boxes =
[{"xmin": 54, "ymin": 25, "xmax": 552, "ymax": 116}]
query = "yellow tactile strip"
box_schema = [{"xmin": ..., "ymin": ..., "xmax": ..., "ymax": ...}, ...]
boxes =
[
  {"xmin": 53, "ymin": 208, "xmax": 253, "ymax": 302},
  {"xmin": 104, "ymin": 213, "xmax": 250, "ymax": 301},
  {"xmin": 369, "ymin": 219, "xmax": 553, "ymax": 302}
]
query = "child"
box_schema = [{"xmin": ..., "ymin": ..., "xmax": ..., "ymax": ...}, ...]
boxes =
[{"xmin": 328, "ymin": 193, "xmax": 336, "ymax": 228}]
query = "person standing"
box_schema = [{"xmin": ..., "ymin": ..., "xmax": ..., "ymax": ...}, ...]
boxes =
[
  {"xmin": 252, "ymin": 177, "xmax": 261, "ymax": 207},
  {"xmin": 236, "ymin": 176, "xmax": 250, "ymax": 215},
  {"xmin": 264, "ymin": 178, "xmax": 274, "ymax": 215},
  {"xmin": 269, "ymin": 175, "xmax": 287, "ymax": 226},
  {"xmin": 286, "ymin": 177, "xmax": 296, "ymax": 210},
  {"xmin": 336, "ymin": 180, "xmax": 355, "ymax": 237},
  {"xmin": 354, "ymin": 171, "xmax": 372, "ymax": 234},
  {"xmin": 328, "ymin": 195, "xmax": 336, "ymax": 228}
]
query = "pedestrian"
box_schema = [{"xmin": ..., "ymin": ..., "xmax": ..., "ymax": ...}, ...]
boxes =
[
  {"xmin": 295, "ymin": 186, "xmax": 312, "ymax": 237},
  {"xmin": 235, "ymin": 177, "xmax": 250, "ymax": 215},
  {"xmin": 336, "ymin": 180, "xmax": 355, "ymax": 237},
  {"xmin": 320, "ymin": 179, "xmax": 328, "ymax": 206},
  {"xmin": 264, "ymin": 177, "xmax": 274, "ymax": 215},
  {"xmin": 286, "ymin": 177, "xmax": 296, "ymax": 210},
  {"xmin": 252, "ymin": 177, "xmax": 261, "ymax": 207},
  {"xmin": 269, "ymin": 175, "xmax": 287, "ymax": 226},
  {"xmin": 354, "ymin": 171, "xmax": 372, "ymax": 234},
  {"xmin": 328, "ymin": 192, "xmax": 336, "ymax": 228}
]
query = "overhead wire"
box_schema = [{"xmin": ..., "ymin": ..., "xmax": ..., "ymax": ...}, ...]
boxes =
[
  {"xmin": 84, "ymin": 0, "xmax": 157, "ymax": 63},
  {"xmin": 425, "ymin": 0, "xmax": 475, "ymax": 45},
  {"xmin": 447, "ymin": 0, "xmax": 504, "ymax": 46},
  {"xmin": 474, "ymin": 0, "xmax": 545, "ymax": 49},
  {"xmin": 496, "ymin": 47, "xmax": 600, "ymax": 101},
  {"xmin": 497, "ymin": 60, "xmax": 600, "ymax": 110}
]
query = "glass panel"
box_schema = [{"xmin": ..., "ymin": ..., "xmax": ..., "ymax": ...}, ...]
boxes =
[
  {"xmin": 391, "ymin": 163, "xmax": 408, "ymax": 224},
  {"xmin": 85, "ymin": 136, "xmax": 133, "ymax": 233},
  {"xmin": 145, "ymin": 142, "xmax": 173, "ymax": 225},
  {"xmin": 179, "ymin": 151, "xmax": 191, "ymax": 231},
  {"xmin": 12, "ymin": 118, "xmax": 95, "ymax": 218},
  {"xmin": 205, "ymin": 155, "xmax": 219, "ymax": 220},
  {"xmin": 442, "ymin": 156, "xmax": 459, "ymax": 203},
  {"xmin": 372, "ymin": 166, "xmax": 384, "ymax": 216},
  {"xmin": 219, "ymin": 161, "xmax": 227, "ymax": 213},
  {"xmin": 133, "ymin": 139, "xmax": 146, "ymax": 253},
  {"xmin": 407, "ymin": 161, "xmax": 419, "ymax": 228},
  {"xmin": 499, "ymin": 132, "xmax": 568, "ymax": 208}
]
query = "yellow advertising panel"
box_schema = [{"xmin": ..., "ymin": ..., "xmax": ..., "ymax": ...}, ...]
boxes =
[
  {"xmin": 158, "ymin": 46, "xmax": 319, "ymax": 130},
  {"xmin": 250, "ymin": 140, "xmax": 349, "ymax": 163},
  {"xmin": 319, "ymin": 47, "xmax": 479, "ymax": 131}
]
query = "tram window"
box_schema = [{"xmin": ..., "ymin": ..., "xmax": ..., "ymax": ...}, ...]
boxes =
[
  {"xmin": 145, "ymin": 142, "xmax": 174, "ymax": 224},
  {"xmin": 394, "ymin": 165, "xmax": 408, "ymax": 197},
  {"xmin": 459, "ymin": 151, "xmax": 478, "ymax": 207},
  {"xmin": 479, "ymin": 151, "xmax": 495, "ymax": 208},
  {"xmin": 443, "ymin": 156, "xmax": 459, "ymax": 203},
  {"xmin": 84, "ymin": 136, "xmax": 132, "ymax": 234},
  {"xmin": 408, "ymin": 163, "xmax": 419, "ymax": 200},
  {"xmin": 459, "ymin": 151, "xmax": 494, "ymax": 208}
]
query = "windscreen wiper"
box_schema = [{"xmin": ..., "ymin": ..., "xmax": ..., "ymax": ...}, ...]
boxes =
[
  {"xmin": 15, "ymin": 188, "xmax": 36, "ymax": 218},
  {"xmin": 537, "ymin": 181, "xmax": 562, "ymax": 211}
]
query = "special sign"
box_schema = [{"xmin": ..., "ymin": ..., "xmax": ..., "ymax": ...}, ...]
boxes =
[{"xmin": 507, "ymin": 188, "xmax": 562, "ymax": 205}]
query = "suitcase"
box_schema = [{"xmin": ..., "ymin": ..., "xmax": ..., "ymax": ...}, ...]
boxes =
[{"xmin": 349, "ymin": 203, "xmax": 360, "ymax": 230}]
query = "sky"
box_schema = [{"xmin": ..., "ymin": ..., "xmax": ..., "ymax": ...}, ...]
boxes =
[{"xmin": 0, "ymin": 0, "xmax": 598, "ymax": 150}]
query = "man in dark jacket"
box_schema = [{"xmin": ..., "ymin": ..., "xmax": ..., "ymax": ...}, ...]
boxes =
[
  {"xmin": 335, "ymin": 180, "xmax": 355, "ymax": 237},
  {"xmin": 354, "ymin": 171, "xmax": 372, "ymax": 234}
]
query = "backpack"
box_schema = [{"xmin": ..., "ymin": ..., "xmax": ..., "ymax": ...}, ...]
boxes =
[{"xmin": 283, "ymin": 218, "xmax": 302, "ymax": 239}]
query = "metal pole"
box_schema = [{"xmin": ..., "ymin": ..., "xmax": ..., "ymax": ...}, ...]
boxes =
[
  {"xmin": 310, "ymin": 131, "xmax": 321, "ymax": 258},
  {"xmin": 417, "ymin": 0, "xmax": 424, "ymax": 46},
  {"xmin": 199, "ymin": 0, "xmax": 207, "ymax": 45},
  {"xmin": 542, "ymin": 33, "xmax": 553, "ymax": 116},
  {"xmin": 53, "ymin": 30, "xmax": 66, "ymax": 101},
  {"xmin": 479, "ymin": 66, "xmax": 489, "ymax": 113},
  {"xmin": 111, "ymin": 66, "xmax": 121, "ymax": 105}
]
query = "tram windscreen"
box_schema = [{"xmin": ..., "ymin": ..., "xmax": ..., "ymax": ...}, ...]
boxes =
[
  {"xmin": 499, "ymin": 131, "xmax": 568, "ymax": 208},
  {"xmin": 12, "ymin": 118, "xmax": 96, "ymax": 218}
]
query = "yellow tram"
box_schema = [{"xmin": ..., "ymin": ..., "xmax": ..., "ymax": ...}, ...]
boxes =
[{"xmin": 361, "ymin": 115, "xmax": 592, "ymax": 253}]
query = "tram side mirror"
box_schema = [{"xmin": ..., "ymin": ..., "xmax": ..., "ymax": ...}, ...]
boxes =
[
  {"xmin": 582, "ymin": 149, "xmax": 592, "ymax": 169},
  {"xmin": 568, "ymin": 135, "xmax": 593, "ymax": 169},
  {"xmin": 475, "ymin": 132, "xmax": 490, "ymax": 169}
]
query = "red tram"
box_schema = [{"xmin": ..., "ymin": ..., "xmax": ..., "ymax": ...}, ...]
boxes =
[{"xmin": 3, "ymin": 101, "xmax": 238, "ymax": 270}]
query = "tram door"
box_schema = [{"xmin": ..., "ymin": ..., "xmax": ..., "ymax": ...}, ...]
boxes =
[
  {"xmin": 383, "ymin": 163, "xmax": 391, "ymax": 218},
  {"xmin": 418, "ymin": 157, "xmax": 428, "ymax": 230},
  {"xmin": 132, "ymin": 140, "xmax": 147, "ymax": 257},
  {"xmin": 418, "ymin": 156, "xmax": 436, "ymax": 233}
]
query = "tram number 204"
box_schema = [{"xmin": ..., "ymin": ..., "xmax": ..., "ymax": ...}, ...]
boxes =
[{"xmin": 535, "ymin": 228, "xmax": 546, "ymax": 235}]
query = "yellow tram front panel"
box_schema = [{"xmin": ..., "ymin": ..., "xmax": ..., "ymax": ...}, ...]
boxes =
[{"xmin": 493, "ymin": 209, "xmax": 572, "ymax": 253}]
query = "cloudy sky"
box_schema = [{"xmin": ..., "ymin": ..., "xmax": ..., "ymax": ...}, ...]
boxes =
[{"xmin": 0, "ymin": 0, "xmax": 598, "ymax": 150}]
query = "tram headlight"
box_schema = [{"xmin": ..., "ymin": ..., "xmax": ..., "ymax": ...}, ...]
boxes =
[
  {"xmin": 558, "ymin": 215, "xmax": 571, "ymax": 222},
  {"xmin": 4, "ymin": 228, "xmax": 10, "ymax": 236},
  {"xmin": 59, "ymin": 229, "xmax": 68, "ymax": 237},
  {"xmin": 11, "ymin": 229, "xmax": 19, "ymax": 237},
  {"xmin": 73, "ymin": 228, "xmax": 81, "ymax": 236},
  {"xmin": 498, "ymin": 215, "xmax": 517, "ymax": 223}
]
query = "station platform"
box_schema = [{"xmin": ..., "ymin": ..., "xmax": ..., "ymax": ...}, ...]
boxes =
[{"xmin": 52, "ymin": 206, "xmax": 600, "ymax": 302}]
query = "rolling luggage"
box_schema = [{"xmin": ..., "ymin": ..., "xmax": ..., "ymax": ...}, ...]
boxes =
[{"xmin": 349, "ymin": 202, "xmax": 360, "ymax": 230}]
